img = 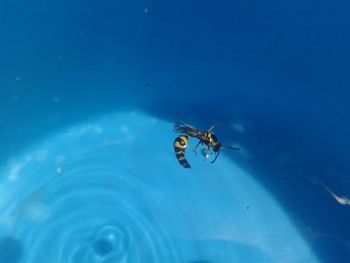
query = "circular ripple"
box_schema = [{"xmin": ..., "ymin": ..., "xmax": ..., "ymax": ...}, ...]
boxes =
[
  {"xmin": 21, "ymin": 165, "xmax": 179, "ymax": 263},
  {"xmin": 0, "ymin": 112, "xmax": 182, "ymax": 263}
]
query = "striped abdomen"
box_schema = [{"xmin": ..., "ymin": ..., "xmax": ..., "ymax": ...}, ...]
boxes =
[{"xmin": 174, "ymin": 136, "xmax": 191, "ymax": 168}]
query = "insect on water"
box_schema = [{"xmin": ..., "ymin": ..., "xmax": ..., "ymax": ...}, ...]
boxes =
[{"xmin": 173, "ymin": 122, "xmax": 240, "ymax": 168}]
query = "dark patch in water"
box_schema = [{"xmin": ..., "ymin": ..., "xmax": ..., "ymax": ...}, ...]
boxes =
[
  {"xmin": 0, "ymin": 236, "xmax": 23, "ymax": 263},
  {"xmin": 312, "ymin": 236, "xmax": 350, "ymax": 263},
  {"xmin": 93, "ymin": 238, "xmax": 113, "ymax": 257}
]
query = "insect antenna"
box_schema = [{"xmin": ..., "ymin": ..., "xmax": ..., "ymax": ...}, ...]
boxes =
[
  {"xmin": 222, "ymin": 146, "xmax": 240, "ymax": 151},
  {"xmin": 210, "ymin": 150, "xmax": 221, "ymax": 163},
  {"xmin": 210, "ymin": 145, "xmax": 240, "ymax": 163},
  {"xmin": 207, "ymin": 123, "xmax": 219, "ymax": 132}
]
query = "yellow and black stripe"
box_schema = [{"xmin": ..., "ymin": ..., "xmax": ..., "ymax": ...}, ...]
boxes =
[{"xmin": 174, "ymin": 135, "xmax": 191, "ymax": 168}]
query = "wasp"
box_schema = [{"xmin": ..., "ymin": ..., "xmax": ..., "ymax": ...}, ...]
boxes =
[{"xmin": 173, "ymin": 122, "xmax": 240, "ymax": 168}]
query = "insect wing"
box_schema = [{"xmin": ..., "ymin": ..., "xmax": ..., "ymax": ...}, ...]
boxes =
[{"xmin": 173, "ymin": 122, "xmax": 202, "ymax": 137}]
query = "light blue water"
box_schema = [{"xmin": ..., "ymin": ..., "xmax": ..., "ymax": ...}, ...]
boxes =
[
  {"xmin": 0, "ymin": 112, "xmax": 318, "ymax": 262},
  {"xmin": 1, "ymin": 0, "xmax": 350, "ymax": 262}
]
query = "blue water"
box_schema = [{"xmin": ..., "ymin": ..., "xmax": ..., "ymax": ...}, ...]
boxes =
[{"xmin": 1, "ymin": 0, "xmax": 349, "ymax": 262}]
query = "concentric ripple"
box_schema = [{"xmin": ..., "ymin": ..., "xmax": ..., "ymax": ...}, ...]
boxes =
[{"xmin": 0, "ymin": 111, "xmax": 319, "ymax": 263}]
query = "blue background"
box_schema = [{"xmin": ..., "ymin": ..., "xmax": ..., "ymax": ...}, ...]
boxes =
[{"xmin": 0, "ymin": 0, "xmax": 350, "ymax": 262}]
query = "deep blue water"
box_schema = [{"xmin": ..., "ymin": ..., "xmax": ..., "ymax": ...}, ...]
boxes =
[{"xmin": 1, "ymin": 0, "xmax": 350, "ymax": 262}]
